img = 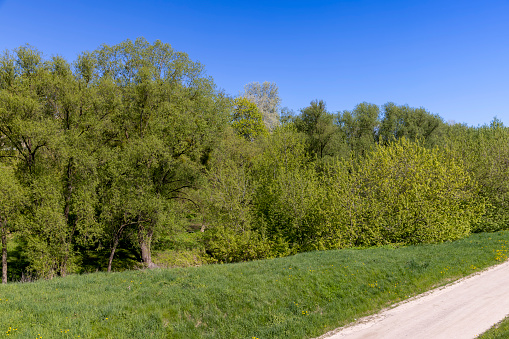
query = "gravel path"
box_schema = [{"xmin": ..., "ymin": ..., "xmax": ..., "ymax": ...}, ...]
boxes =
[{"xmin": 318, "ymin": 260, "xmax": 509, "ymax": 339}]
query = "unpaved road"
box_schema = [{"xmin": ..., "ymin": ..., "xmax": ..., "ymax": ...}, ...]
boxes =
[{"xmin": 318, "ymin": 260, "xmax": 509, "ymax": 339}]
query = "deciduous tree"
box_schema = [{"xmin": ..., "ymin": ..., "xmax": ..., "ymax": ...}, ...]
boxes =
[{"xmin": 243, "ymin": 81, "xmax": 280, "ymax": 130}]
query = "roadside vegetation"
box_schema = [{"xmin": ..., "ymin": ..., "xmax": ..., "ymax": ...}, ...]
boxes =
[
  {"xmin": 478, "ymin": 316, "xmax": 509, "ymax": 338},
  {"xmin": 0, "ymin": 231, "xmax": 507, "ymax": 338}
]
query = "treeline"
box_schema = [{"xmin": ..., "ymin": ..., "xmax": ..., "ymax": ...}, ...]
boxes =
[{"xmin": 0, "ymin": 38, "xmax": 507, "ymax": 282}]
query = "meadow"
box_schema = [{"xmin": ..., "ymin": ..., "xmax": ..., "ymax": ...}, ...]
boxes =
[{"xmin": 0, "ymin": 231, "xmax": 508, "ymax": 338}]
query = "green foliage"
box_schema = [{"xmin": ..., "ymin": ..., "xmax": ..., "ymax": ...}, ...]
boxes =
[
  {"xmin": 201, "ymin": 128, "xmax": 280, "ymax": 262},
  {"xmin": 231, "ymin": 97, "xmax": 268, "ymax": 141},
  {"xmin": 379, "ymin": 102, "xmax": 445, "ymax": 147},
  {"xmin": 0, "ymin": 38, "xmax": 229, "ymax": 278},
  {"xmin": 294, "ymin": 99, "xmax": 346, "ymax": 160},
  {"xmin": 344, "ymin": 139, "xmax": 484, "ymax": 245},
  {"xmin": 0, "ymin": 46, "xmax": 102, "ymax": 278},
  {"xmin": 252, "ymin": 125, "xmax": 328, "ymax": 253},
  {"xmin": 0, "ymin": 163, "xmax": 26, "ymax": 283},
  {"xmin": 0, "ymin": 164, "xmax": 25, "ymax": 223},
  {"xmin": 0, "ymin": 38, "xmax": 506, "ymax": 279},
  {"xmin": 312, "ymin": 139, "xmax": 484, "ymax": 249},
  {"xmin": 445, "ymin": 121, "xmax": 509, "ymax": 232},
  {"xmin": 204, "ymin": 225, "xmax": 277, "ymax": 263},
  {"xmin": 202, "ymin": 128, "xmax": 259, "ymax": 233},
  {"xmin": 337, "ymin": 102, "xmax": 380, "ymax": 156},
  {"xmin": 248, "ymin": 134, "xmax": 482, "ymax": 256}
]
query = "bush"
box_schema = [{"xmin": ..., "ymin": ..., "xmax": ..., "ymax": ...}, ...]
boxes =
[
  {"xmin": 204, "ymin": 226, "xmax": 280, "ymax": 263},
  {"xmin": 328, "ymin": 139, "xmax": 484, "ymax": 245},
  {"xmin": 252, "ymin": 126, "xmax": 332, "ymax": 252},
  {"xmin": 445, "ymin": 122, "xmax": 509, "ymax": 232}
]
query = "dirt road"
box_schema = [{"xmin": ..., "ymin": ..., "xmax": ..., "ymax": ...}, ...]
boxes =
[{"xmin": 318, "ymin": 260, "xmax": 509, "ymax": 339}]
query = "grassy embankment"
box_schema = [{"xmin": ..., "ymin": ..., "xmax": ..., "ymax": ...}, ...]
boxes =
[
  {"xmin": 478, "ymin": 317, "xmax": 509, "ymax": 338},
  {"xmin": 0, "ymin": 231, "xmax": 508, "ymax": 338}
]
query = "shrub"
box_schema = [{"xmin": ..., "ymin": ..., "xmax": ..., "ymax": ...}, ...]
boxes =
[
  {"xmin": 325, "ymin": 139, "xmax": 484, "ymax": 246},
  {"xmin": 204, "ymin": 226, "xmax": 278, "ymax": 263},
  {"xmin": 445, "ymin": 122, "xmax": 509, "ymax": 232}
]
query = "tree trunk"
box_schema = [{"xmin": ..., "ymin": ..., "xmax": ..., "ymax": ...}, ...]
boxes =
[
  {"xmin": 139, "ymin": 226, "xmax": 157, "ymax": 268},
  {"xmin": 107, "ymin": 222, "xmax": 131, "ymax": 272},
  {"xmin": 61, "ymin": 158, "xmax": 75, "ymax": 277},
  {"xmin": 1, "ymin": 221, "xmax": 7, "ymax": 284},
  {"xmin": 107, "ymin": 236, "xmax": 120, "ymax": 273}
]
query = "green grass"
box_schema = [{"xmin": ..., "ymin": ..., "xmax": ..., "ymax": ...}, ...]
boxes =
[
  {"xmin": 1, "ymin": 231, "xmax": 508, "ymax": 338},
  {"xmin": 478, "ymin": 316, "xmax": 509, "ymax": 338}
]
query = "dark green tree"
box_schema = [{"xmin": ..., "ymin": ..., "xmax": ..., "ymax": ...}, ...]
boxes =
[
  {"xmin": 0, "ymin": 46, "xmax": 101, "ymax": 277},
  {"xmin": 294, "ymin": 100, "xmax": 343, "ymax": 159},
  {"xmin": 92, "ymin": 38, "xmax": 230, "ymax": 268},
  {"xmin": 337, "ymin": 102, "xmax": 380, "ymax": 156},
  {"xmin": 379, "ymin": 102, "xmax": 445, "ymax": 146}
]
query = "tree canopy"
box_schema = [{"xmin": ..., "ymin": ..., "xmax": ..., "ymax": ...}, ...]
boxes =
[{"xmin": 0, "ymin": 38, "xmax": 505, "ymax": 281}]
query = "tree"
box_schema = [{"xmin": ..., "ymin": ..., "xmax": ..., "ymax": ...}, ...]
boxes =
[
  {"xmin": 243, "ymin": 81, "xmax": 280, "ymax": 130},
  {"xmin": 0, "ymin": 164, "xmax": 25, "ymax": 283},
  {"xmin": 92, "ymin": 38, "xmax": 229, "ymax": 268},
  {"xmin": 201, "ymin": 128, "xmax": 273, "ymax": 262},
  {"xmin": 337, "ymin": 102, "xmax": 380, "ymax": 156},
  {"xmin": 379, "ymin": 102, "xmax": 445, "ymax": 147},
  {"xmin": 252, "ymin": 125, "xmax": 322, "ymax": 253},
  {"xmin": 294, "ymin": 99, "xmax": 342, "ymax": 159},
  {"xmin": 231, "ymin": 97, "xmax": 268, "ymax": 141},
  {"xmin": 0, "ymin": 46, "xmax": 95, "ymax": 277}
]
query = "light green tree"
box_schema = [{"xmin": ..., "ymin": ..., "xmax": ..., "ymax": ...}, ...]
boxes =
[
  {"xmin": 444, "ymin": 119, "xmax": 509, "ymax": 232},
  {"xmin": 336, "ymin": 139, "xmax": 484, "ymax": 245},
  {"xmin": 231, "ymin": 97, "xmax": 268, "ymax": 141}
]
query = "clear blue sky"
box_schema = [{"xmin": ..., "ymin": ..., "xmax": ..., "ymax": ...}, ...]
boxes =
[{"xmin": 1, "ymin": 0, "xmax": 507, "ymax": 126}]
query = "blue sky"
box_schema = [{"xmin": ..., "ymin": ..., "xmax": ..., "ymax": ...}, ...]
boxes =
[{"xmin": 0, "ymin": 0, "xmax": 507, "ymax": 126}]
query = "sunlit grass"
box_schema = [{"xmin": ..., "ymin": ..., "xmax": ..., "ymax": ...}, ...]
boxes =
[
  {"xmin": 478, "ymin": 316, "xmax": 509, "ymax": 338},
  {"xmin": 0, "ymin": 231, "xmax": 508, "ymax": 338}
]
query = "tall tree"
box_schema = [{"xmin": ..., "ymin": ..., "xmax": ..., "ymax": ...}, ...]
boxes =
[
  {"xmin": 294, "ymin": 99, "xmax": 340, "ymax": 159},
  {"xmin": 93, "ymin": 38, "xmax": 229, "ymax": 268},
  {"xmin": 379, "ymin": 102, "xmax": 445, "ymax": 147},
  {"xmin": 0, "ymin": 45, "xmax": 110, "ymax": 277},
  {"xmin": 243, "ymin": 81, "xmax": 280, "ymax": 130},
  {"xmin": 0, "ymin": 46, "xmax": 72, "ymax": 277},
  {"xmin": 337, "ymin": 102, "xmax": 380, "ymax": 156}
]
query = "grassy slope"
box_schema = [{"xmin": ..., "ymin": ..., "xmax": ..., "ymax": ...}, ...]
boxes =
[
  {"xmin": 478, "ymin": 317, "xmax": 509, "ymax": 338},
  {"xmin": 0, "ymin": 231, "xmax": 508, "ymax": 339}
]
